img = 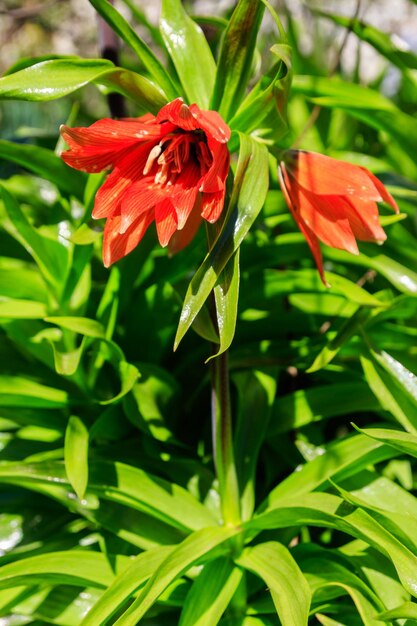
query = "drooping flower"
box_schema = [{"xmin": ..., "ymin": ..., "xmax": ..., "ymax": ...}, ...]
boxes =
[
  {"xmin": 61, "ymin": 98, "xmax": 230, "ymax": 266},
  {"xmin": 278, "ymin": 150, "xmax": 399, "ymax": 284}
]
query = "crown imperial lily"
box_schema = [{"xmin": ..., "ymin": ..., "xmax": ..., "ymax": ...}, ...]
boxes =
[
  {"xmin": 278, "ymin": 150, "xmax": 399, "ymax": 284},
  {"xmin": 61, "ymin": 98, "xmax": 231, "ymax": 266}
]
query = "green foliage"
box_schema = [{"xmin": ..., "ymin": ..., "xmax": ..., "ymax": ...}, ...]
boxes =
[{"xmin": 1, "ymin": 0, "xmax": 417, "ymax": 625}]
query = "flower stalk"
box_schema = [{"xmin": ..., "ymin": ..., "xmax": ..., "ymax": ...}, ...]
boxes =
[{"xmin": 211, "ymin": 346, "xmax": 241, "ymax": 527}]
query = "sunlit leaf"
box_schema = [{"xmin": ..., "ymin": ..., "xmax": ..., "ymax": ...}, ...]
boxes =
[
  {"xmin": 65, "ymin": 416, "xmax": 89, "ymax": 500},
  {"xmin": 160, "ymin": 0, "xmax": 216, "ymax": 107}
]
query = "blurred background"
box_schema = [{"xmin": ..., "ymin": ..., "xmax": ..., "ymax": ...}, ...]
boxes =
[{"xmin": 1, "ymin": 0, "xmax": 417, "ymax": 142}]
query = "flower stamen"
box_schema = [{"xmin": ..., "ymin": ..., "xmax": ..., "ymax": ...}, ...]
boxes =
[{"xmin": 143, "ymin": 143, "xmax": 163, "ymax": 175}]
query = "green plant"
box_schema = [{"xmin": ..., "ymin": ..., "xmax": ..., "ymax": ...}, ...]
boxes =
[{"xmin": 0, "ymin": 1, "xmax": 417, "ymax": 625}]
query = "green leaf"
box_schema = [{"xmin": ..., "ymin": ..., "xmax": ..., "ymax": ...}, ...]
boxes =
[
  {"xmin": 160, "ymin": 0, "xmax": 216, "ymax": 107},
  {"xmin": 123, "ymin": 364, "xmax": 178, "ymax": 442},
  {"xmin": 97, "ymin": 68, "xmax": 168, "ymax": 113},
  {"xmin": 0, "ymin": 298, "xmax": 47, "ymax": 319},
  {"xmin": 209, "ymin": 249, "xmax": 240, "ymax": 360},
  {"xmin": 0, "ymin": 140, "xmax": 86, "ymax": 200},
  {"xmin": 45, "ymin": 316, "xmax": 106, "ymax": 338},
  {"xmin": 0, "ymin": 460, "xmax": 217, "ymax": 531},
  {"xmin": 336, "ymin": 476, "xmax": 417, "ymax": 556},
  {"xmin": 211, "ymin": 0, "xmax": 265, "ymax": 119},
  {"xmin": 325, "ymin": 248, "xmax": 417, "ymax": 295},
  {"xmin": 99, "ymin": 359, "xmax": 139, "ymax": 406},
  {"xmin": 0, "ymin": 57, "xmax": 168, "ymax": 113},
  {"xmin": 360, "ymin": 350, "xmax": 417, "ymax": 433},
  {"xmin": 64, "ymin": 416, "xmax": 89, "ymax": 500},
  {"xmin": 230, "ymin": 43, "xmax": 292, "ymax": 142},
  {"xmin": 298, "ymin": 545, "xmax": 387, "ymax": 626},
  {"xmin": 174, "ymin": 133, "xmax": 269, "ymax": 349},
  {"xmin": 269, "ymin": 382, "xmax": 381, "ymax": 435},
  {"xmin": 0, "ymin": 376, "xmax": 69, "ymax": 408},
  {"xmin": 89, "ymin": 0, "xmax": 178, "ymax": 100},
  {"xmin": 1, "ymin": 186, "xmax": 70, "ymax": 298},
  {"xmin": 0, "ymin": 551, "xmax": 129, "ymax": 590},
  {"xmin": 0, "ymin": 58, "xmax": 110, "ymax": 97},
  {"xmin": 246, "ymin": 492, "xmax": 417, "ymax": 599},
  {"xmin": 377, "ymin": 602, "xmax": 417, "ymax": 621},
  {"xmin": 80, "ymin": 546, "xmax": 174, "ymax": 626},
  {"xmin": 265, "ymin": 434, "xmax": 398, "ymax": 506},
  {"xmin": 356, "ymin": 425, "xmax": 417, "ymax": 461},
  {"xmin": 234, "ymin": 369, "xmax": 277, "ymax": 520},
  {"xmin": 112, "ymin": 527, "xmax": 240, "ymax": 625},
  {"xmin": 308, "ymin": 308, "xmax": 371, "ymax": 373},
  {"xmin": 0, "ymin": 257, "xmax": 47, "ymax": 302},
  {"xmin": 237, "ymin": 542, "xmax": 311, "ymax": 626},
  {"xmin": 50, "ymin": 339, "xmax": 85, "ymax": 376},
  {"xmin": 179, "ymin": 557, "xmax": 242, "ymax": 626}
]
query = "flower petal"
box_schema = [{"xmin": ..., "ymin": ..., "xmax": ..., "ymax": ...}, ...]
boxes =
[
  {"xmin": 300, "ymin": 189, "xmax": 360, "ymax": 255},
  {"xmin": 156, "ymin": 99, "xmax": 231, "ymax": 143},
  {"xmin": 60, "ymin": 117, "xmax": 172, "ymax": 173},
  {"xmin": 189, "ymin": 104, "xmax": 231, "ymax": 143},
  {"xmin": 92, "ymin": 144, "xmax": 152, "ymax": 219},
  {"xmin": 169, "ymin": 160, "xmax": 201, "ymax": 229},
  {"xmin": 169, "ymin": 196, "xmax": 203, "ymax": 255},
  {"xmin": 119, "ymin": 178, "xmax": 165, "ymax": 233},
  {"xmin": 102, "ymin": 212, "xmax": 154, "ymax": 267},
  {"xmin": 199, "ymin": 140, "xmax": 230, "ymax": 193},
  {"xmin": 156, "ymin": 98, "xmax": 199, "ymax": 132},
  {"xmin": 343, "ymin": 196, "xmax": 387, "ymax": 242},
  {"xmin": 287, "ymin": 150, "xmax": 382, "ymax": 201},
  {"xmin": 201, "ymin": 189, "xmax": 226, "ymax": 223},
  {"xmin": 279, "ymin": 165, "xmax": 328, "ymax": 285},
  {"xmin": 154, "ymin": 199, "xmax": 178, "ymax": 247},
  {"xmin": 362, "ymin": 168, "xmax": 400, "ymax": 213}
]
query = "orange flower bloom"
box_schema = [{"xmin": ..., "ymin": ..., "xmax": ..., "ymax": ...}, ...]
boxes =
[
  {"xmin": 278, "ymin": 150, "xmax": 399, "ymax": 284},
  {"xmin": 61, "ymin": 98, "xmax": 230, "ymax": 266}
]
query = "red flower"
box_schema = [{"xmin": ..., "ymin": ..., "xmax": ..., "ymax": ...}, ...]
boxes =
[
  {"xmin": 278, "ymin": 150, "xmax": 399, "ymax": 284},
  {"xmin": 61, "ymin": 98, "xmax": 230, "ymax": 266}
]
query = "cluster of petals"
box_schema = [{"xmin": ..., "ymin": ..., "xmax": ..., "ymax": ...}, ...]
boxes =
[
  {"xmin": 61, "ymin": 98, "xmax": 231, "ymax": 266},
  {"xmin": 278, "ymin": 150, "xmax": 399, "ymax": 284}
]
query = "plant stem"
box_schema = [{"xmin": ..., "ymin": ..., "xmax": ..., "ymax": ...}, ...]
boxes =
[{"xmin": 211, "ymin": 346, "xmax": 241, "ymax": 527}]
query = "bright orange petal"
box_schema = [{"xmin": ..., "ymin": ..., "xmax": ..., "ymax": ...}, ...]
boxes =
[
  {"xmin": 170, "ymin": 160, "xmax": 201, "ymax": 228},
  {"xmin": 199, "ymin": 141, "xmax": 230, "ymax": 193},
  {"xmin": 287, "ymin": 151, "xmax": 382, "ymax": 201},
  {"xmin": 279, "ymin": 165, "xmax": 328, "ymax": 285},
  {"xmin": 300, "ymin": 190, "xmax": 359, "ymax": 255},
  {"xmin": 154, "ymin": 199, "xmax": 178, "ymax": 246},
  {"xmin": 156, "ymin": 98, "xmax": 199, "ymax": 132},
  {"xmin": 281, "ymin": 166, "xmax": 359, "ymax": 254},
  {"xmin": 156, "ymin": 99, "xmax": 231, "ymax": 143},
  {"xmin": 169, "ymin": 196, "xmax": 203, "ymax": 254},
  {"xmin": 92, "ymin": 145, "xmax": 151, "ymax": 219},
  {"xmin": 119, "ymin": 178, "xmax": 165, "ymax": 233},
  {"xmin": 102, "ymin": 212, "xmax": 153, "ymax": 267},
  {"xmin": 342, "ymin": 196, "xmax": 387, "ymax": 242},
  {"xmin": 201, "ymin": 189, "xmax": 226, "ymax": 223},
  {"xmin": 189, "ymin": 104, "xmax": 231, "ymax": 143},
  {"xmin": 60, "ymin": 117, "xmax": 172, "ymax": 173},
  {"xmin": 362, "ymin": 168, "xmax": 399, "ymax": 213}
]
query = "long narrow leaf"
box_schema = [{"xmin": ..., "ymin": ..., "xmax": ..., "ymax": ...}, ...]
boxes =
[
  {"xmin": 113, "ymin": 527, "xmax": 240, "ymax": 625},
  {"xmin": 179, "ymin": 557, "xmax": 242, "ymax": 626},
  {"xmin": 211, "ymin": 0, "xmax": 265, "ymax": 119},
  {"xmin": 237, "ymin": 542, "xmax": 311, "ymax": 626},
  {"xmin": 160, "ymin": 0, "xmax": 216, "ymax": 107}
]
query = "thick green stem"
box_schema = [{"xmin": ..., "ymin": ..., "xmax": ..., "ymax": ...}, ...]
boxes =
[{"xmin": 211, "ymin": 347, "xmax": 241, "ymax": 527}]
